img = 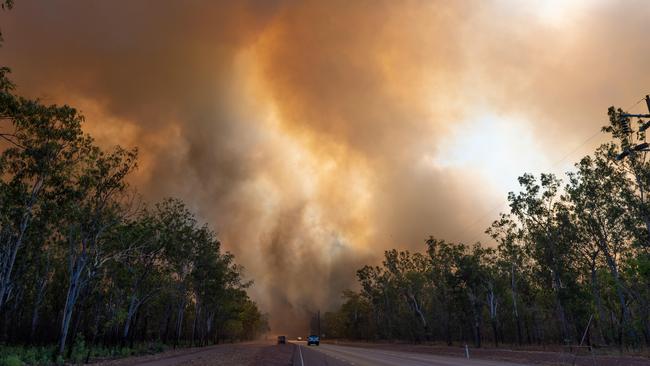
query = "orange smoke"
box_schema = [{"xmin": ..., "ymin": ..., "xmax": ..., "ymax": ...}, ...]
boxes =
[{"xmin": 1, "ymin": 0, "xmax": 649, "ymax": 334}]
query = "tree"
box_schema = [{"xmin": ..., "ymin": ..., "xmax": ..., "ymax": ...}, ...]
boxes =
[
  {"xmin": 57, "ymin": 145, "xmax": 137, "ymax": 355},
  {"xmin": 112, "ymin": 212, "xmax": 166, "ymax": 344},
  {"xmin": 565, "ymin": 145, "xmax": 637, "ymax": 345},
  {"xmin": 487, "ymin": 215, "xmax": 525, "ymax": 345},
  {"xmin": 507, "ymin": 173, "xmax": 574, "ymax": 343},
  {"xmin": 426, "ymin": 237, "xmax": 464, "ymax": 345},
  {"xmin": 383, "ymin": 250, "xmax": 430, "ymax": 341},
  {"xmin": 603, "ymin": 108, "xmax": 650, "ymax": 246},
  {"xmin": 0, "ymin": 70, "xmax": 88, "ymax": 313},
  {"xmin": 0, "ymin": 9, "xmax": 267, "ymax": 357}
]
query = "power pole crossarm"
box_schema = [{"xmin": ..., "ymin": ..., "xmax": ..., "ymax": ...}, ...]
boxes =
[
  {"xmin": 620, "ymin": 96, "xmax": 650, "ymax": 118},
  {"xmin": 620, "ymin": 114, "xmax": 650, "ymax": 118}
]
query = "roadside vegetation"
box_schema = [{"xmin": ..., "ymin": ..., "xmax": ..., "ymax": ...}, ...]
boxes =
[
  {"xmin": 323, "ymin": 109, "xmax": 650, "ymax": 352},
  {"xmin": 0, "ymin": 2, "xmax": 268, "ymax": 365}
]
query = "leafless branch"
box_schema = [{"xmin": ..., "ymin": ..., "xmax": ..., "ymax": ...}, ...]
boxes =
[{"xmin": 0, "ymin": 133, "xmax": 24, "ymax": 149}]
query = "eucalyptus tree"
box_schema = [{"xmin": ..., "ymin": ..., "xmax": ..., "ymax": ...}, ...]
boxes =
[
  {"xmin": 0, "ymin": 5, "xmax": 268, "ymax": 351},
  {"xmin": 57, "ymin": 145, "xmax": 137, "ymax": 355},
  {"xmin": 455, "ymin": 244, "xmax": 490, "ymax": 348},
  {"xmin": 189, "ymin": 226, "xmax": 248, "ymax": 345},
  {"xmin": 327, "ymin": 290, "xmax": 369, "ymax": 339},
  {"xmin": 383, "ymin": 249, "xmax": 430, "ymax": 340},
  {"xmin": 603, "ymin": 108, "xmax": 650, "ymax": 247},
  {"xmin": 238, "ymin": 298, "xmax": 267, "ymax": 340},
  {"xmin": 487, "ymin": 215, "xmax": 526, "ymax": 345},
  {"xmin": 110, "ymin": 211, "xmax": 168, "ymax": 344},
  {"xmin": 623, "ymin": 250, "xmax": 650, "ymax": 345},
  {"xmin": 0, "ymin": 69, "xmax": 90, "ymax": 313},
  {"xmin": 154, "ymin": 198, "xmax": 197, "ymax": 347},
  {"xmin": 480, "ymin": 247, "xmax": 503, "ymax": 347},
  {"xmin": 426, "ymin": 237, "xmax": 464, "ymax": 345},
  {"xmin": 565, "ymin": 145, "xmax": 637, "ymax": 345},
  {"xmin": 507, "ymin": 173, "xmax": 574, "ymax": 342},
  {"xmin": 357, "ymin": 264, "xmax": 396, "ymax": 339}
]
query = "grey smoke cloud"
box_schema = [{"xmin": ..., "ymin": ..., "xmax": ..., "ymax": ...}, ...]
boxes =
[{"xmin": 1, "ymin": 0, "xmax": 649, "ymax": 334}]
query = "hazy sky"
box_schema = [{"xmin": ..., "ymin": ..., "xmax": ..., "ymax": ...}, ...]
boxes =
[{"xmin": 1, "ymin": 0, "xmax": 649, "ymax": 334}]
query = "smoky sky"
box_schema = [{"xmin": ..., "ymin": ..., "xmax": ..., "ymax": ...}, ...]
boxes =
[{"xmin": 1, "ymin": 0, "xmax": 650, "ymax": 334}]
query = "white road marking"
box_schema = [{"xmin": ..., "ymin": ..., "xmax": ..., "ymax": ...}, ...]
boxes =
[{"xmin": 298, "ymin": 344, "xmax": 304, "ymax": 366}]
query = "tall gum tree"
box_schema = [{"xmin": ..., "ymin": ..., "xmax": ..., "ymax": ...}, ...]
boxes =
[
  {"xmin": 565, "ymin": 145, "xmax": 636, "ymax": 345},
  {"xmin": 0, "ymin": 69, "xmax": 88, "ymax": 314},
  {"xmin": 507, "ymin": 173, "xmax": 573, "ymax": 343},
  {"xmin": 487, "ymin": 215, "xmax": 525, "ymax": 345},
  {"xmin": 57, "ymin": 144, "xmax": 137, "ymax": 356}
]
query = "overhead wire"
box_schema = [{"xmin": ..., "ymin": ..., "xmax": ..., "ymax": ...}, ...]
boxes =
[{"xmin": 451, "ymin": 95, "xmax": 648, "ymax": 245}]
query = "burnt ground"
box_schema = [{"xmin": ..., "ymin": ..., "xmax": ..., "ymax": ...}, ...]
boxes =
[
  {"xmin": 324, "ymin": 341, "xmax": 650, "ymax": 366},
  {"xmin": 91, "ymin": 341, "xmax": 294, "ymax": 366}
]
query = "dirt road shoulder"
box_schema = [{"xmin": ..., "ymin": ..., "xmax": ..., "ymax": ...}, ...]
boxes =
[
  {"xmin": 323, "ymin": 341, "xmax": 650, "ymax": 366},
  {"xmin": 92, "ymin": 341, "xmax": 294, "ymax": 366}
]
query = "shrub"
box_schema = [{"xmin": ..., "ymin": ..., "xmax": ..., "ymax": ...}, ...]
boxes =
[
  {"xmin": 71, "ymin": 335, "xmax": 88, "ymax": 364},
  {"xmin": 149, "ymin": 343, "xmax": 166, "ymax": 353},
  {"xmin": 21, "ymin": 350, "xmax": 37, "ymax": 365},
  {"xmin": 1, "ymin": 355, "xmax": 23, "ymax": 366},
  {"xmin": 118, "ymin": 348, "xmax": 132, "ymax": 358}
]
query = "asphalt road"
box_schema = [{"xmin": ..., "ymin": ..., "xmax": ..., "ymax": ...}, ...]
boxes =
[{"xmin": 291, "ymin": 342, "xmax": 530, "ymax": 366}]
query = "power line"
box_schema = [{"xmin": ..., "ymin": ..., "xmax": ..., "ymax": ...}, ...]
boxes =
[
  {"xmin": 452, "ymin": 129, "xmax": 602, "ymax": 243},
  {"xmin": 452, "ymin": 95, "xmax": 647, "ymax": 245},
  {"xmin": 625, "ymin": 96, "xmax": 647, "ymax": 112}
]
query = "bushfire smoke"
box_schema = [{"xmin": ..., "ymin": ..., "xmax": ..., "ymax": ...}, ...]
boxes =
[{"xmin": 1, "ymin": 0, "xmax": 649, "ymax": 334}]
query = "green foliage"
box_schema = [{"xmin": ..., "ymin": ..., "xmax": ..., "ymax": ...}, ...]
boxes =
[
  {"xmin": 0, "ymin": 356, "xmax": 22, "ymax": 366},
  {"xmin": 0, "ymin": 19, "xmax": 266, "ymax": 356},
  {"xmin": 6, "ymin": 1, "xmax": 650, "ymax": 353},
  {"xmin": 326, "ymin": 105, "xmax": 650, "ymax": 348},
  {"xmin": 0, "ymin": 346, "xmax": 55, "ymax": 366},
  {"xmin": 20, "ymin": 350, "xmax": 37, "ymax": 366},
  {"xmin": 70, "ymin": 335, "xmax": 87, "ymax": 364}
]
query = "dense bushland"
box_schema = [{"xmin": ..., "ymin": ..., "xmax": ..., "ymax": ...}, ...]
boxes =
[
  {"xmin": 323, "ymin": 109, "xmax": 650, "ymax": 350},
  {"xmin": 0, "ymin": 8, "xmax": 268, "ymax": 363}
]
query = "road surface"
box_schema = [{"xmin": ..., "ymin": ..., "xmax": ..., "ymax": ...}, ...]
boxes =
[{"xmin": 292, "ymin": 342, "xmax": 530, "ymax": 366}]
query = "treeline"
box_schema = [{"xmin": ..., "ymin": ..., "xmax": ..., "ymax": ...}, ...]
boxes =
[
  {"xmin": 0, "ymin": 66, "xmax": 267, "ymax": 357},
  {"xmin": 323, "ymin": 108, "xmax": 650, "ymax": 349}
]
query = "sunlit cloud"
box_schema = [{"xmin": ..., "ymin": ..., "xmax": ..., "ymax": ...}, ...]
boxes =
[
  {"xmin": 1, "ymin": 0, "xmax": 648, "ymax": 334},
  {"xmin": 431, "ymin": 113, "xmax": 550, "ymax": 193}
]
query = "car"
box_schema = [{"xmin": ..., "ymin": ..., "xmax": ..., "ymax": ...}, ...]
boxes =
[
  {"xmin": 277, "ymin": 335, "xmax": 286, "ymax": 344},
  {"xmin": 307, "ymin": 334, "xmax": 320, "ymax": 346}
]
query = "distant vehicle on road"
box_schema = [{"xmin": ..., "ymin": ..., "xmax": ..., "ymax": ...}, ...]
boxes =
[
  {"xmin": 277, "ymin": 335, "xmax": 286, "ymax": 344},
  {"xmin": 307, "ymin": 334, "xmax": 320, "ymax": 346}
]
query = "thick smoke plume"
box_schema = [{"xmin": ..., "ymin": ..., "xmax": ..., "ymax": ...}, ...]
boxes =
[{"xmin": 1, "ymin": 0, "xmax": 649, "ymax": 334}]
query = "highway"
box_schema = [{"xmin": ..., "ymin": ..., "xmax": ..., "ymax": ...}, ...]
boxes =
[{"xmin": 291, "ymin": 342, "xmax": 529, "ymax": 366}]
